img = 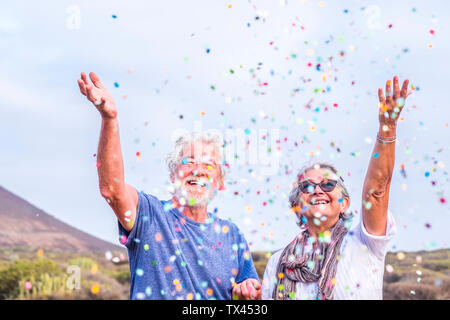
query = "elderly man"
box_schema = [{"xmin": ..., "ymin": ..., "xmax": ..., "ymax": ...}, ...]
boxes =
[{"xmin": 77, "ymin": 72, "xmax": 261, "ymax": 300}]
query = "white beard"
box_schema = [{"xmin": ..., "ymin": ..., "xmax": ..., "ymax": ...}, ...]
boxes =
[{"xmin": 173, "ymin": 184, "xmax": 214, "ymax": 207}]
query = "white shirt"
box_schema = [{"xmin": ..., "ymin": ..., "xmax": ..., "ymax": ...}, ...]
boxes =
[{"xmin": 261, "ymin": 211, "xmax": 397, "ymax": 300}]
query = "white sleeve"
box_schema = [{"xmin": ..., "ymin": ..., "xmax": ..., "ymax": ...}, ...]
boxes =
[
  {"xmin": 359, "ymin": 210, "xmax": 397, "ymax": 260},
  {"xmin": 261, "ymin": 250, "xmax": 281, "ymax": 300}
]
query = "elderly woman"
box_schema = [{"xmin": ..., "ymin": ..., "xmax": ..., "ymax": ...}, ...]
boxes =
[{"xmin": 261, "ymin": 76, "xmax": 411, "ymax": 300}]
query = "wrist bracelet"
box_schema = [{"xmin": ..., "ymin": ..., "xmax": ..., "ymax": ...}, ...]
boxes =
[{"xmin": 376, "ymin": 134, "xmax": 396, "ymax": 144}]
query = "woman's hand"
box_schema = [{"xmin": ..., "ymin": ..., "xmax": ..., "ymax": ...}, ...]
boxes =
[
  {"xmin": 77, "ymin": 72, "xmax": 118, "ymax": 119},
  {"xmin": 377, "ymin": 76, "xmax": 411, "ymax": 132}
]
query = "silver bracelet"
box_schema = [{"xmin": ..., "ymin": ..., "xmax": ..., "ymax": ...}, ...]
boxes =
[{"xmin": 376, "ymin": 134, "xmax": 396, "ymax": 144}]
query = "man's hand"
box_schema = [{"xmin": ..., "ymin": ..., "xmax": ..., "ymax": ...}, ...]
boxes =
[
  {"xmin": 232, "ymin": 278, "xmax": 261, "ymax": 300},
  {"xmin": 377, "ymin": 75, "xmax": 411, "ymax": 131},
  {"xmin": 77, "ymin": 72, "xmax": 117, "ymax": 119}
]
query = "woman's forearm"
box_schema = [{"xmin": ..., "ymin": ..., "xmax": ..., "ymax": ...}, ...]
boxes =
[{"xmin": 363, "ymin": 126, "xmax": 397, "ymax": 195}]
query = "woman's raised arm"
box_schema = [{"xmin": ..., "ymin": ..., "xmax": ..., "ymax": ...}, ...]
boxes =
[{"xmin": 361, "ymin": 76, "xmax": 411, "ymax": 236}]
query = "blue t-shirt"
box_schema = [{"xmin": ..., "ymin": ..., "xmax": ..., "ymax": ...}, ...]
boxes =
[{"xmin": 118, "ymin": 191, "xmax": 259, "ymax": 300}]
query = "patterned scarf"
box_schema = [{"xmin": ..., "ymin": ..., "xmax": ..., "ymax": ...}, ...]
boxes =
[{"xmin": 272, "ymin": 220, "xmax": 349, "ymax": 300}]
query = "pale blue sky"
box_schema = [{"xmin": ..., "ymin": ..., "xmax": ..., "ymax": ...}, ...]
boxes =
[{"xmin": 1, "ymin": 0, "xmax": 449, "ymax": 253}]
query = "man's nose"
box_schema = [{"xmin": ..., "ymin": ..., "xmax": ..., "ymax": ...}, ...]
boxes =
[{"xmin": 192, "ymin": 163, "xmax": 209, "ymax": 175}]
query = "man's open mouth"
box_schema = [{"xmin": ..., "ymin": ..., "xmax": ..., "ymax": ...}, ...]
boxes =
[{"xmin": 186, "ymin": 179, "xmax": 208, "ymax": 187}]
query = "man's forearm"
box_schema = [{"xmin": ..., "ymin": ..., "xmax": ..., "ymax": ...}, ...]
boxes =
[{"xmin": 97, "ymin": 117, "xmax": 126, "ymax": 198}]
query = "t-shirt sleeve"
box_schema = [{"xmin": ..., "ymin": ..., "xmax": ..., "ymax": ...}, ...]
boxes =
[
  {"xmin": 233, "ymin": 225, "xmax": 260, "ymax": 283},
  {"xmin": 358, "ymin": 210, "xmax": 397, "ymax": 260},
  {"xmin": 117, "ymin": 191, "xmax": 156, "ymax": 249}
]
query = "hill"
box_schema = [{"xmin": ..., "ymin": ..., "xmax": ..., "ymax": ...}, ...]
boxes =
[{"xmin": 0, "ymin": 186, "xmax": 124, "ymax": 253}]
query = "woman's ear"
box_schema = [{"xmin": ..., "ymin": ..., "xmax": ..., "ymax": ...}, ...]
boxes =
[{"xmin": 340, "ymin": 197, "xmax": 350, "ymax": 213}]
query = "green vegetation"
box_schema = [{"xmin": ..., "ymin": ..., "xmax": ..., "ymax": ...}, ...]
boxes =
[
  {"xmin": 0, "ymin": 248, "xmax": 129, "ymax": 300},
  {"xmin": 383, "ymin": 249, "xmax": 450, "ymax": 299}
]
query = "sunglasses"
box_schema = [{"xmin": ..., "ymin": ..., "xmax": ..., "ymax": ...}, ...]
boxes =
[{"xmin": 299, "ymin": 179, "xmax": 338, "ymax": 194}]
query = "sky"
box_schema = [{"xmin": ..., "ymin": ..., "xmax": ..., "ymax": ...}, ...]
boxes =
[{"xmin": 1, "ymin": 0, "xmax": 449, "ymax": 254}]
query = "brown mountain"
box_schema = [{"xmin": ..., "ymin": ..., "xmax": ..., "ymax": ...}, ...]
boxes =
[{"xmin": 0, "ymin": 186, "xmax": 125, "ymax": 253}]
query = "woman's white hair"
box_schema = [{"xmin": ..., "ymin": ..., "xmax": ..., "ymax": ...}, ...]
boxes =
[{"xmin": 166, "ymin": 130, "xmax": 226, "ymax": 180}]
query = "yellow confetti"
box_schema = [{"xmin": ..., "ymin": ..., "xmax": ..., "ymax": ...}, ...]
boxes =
[
  {"xmin": 396, "ymin": 252, "xmax": 406, "ymax": 260},
  {"xmin": 91, "ymin": 284, "xmax": 100, "ymax": 294},
  {"xmin": 90, "ymin": 264, "xmax": 98, "ymax": 275}
]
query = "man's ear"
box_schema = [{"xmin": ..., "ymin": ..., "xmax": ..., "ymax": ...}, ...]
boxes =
[{"xmin": 218, "ymin": 177, "xmax": 225, "ymax": 191}]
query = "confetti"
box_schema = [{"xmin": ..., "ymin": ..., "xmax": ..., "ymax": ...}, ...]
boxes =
[
  {"xmin": 25, "ymin": 281, "xmax": 33, "ymax": 290},
  {"xmin": 396, "ymin": 252, "xmax": 406, "ymax": 260},
  {"xmin": 91, "ymin": 284, "xmax": 100, "ymax": 294}
]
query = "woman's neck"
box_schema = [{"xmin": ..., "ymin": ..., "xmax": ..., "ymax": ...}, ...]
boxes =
[{"xmin": 305, "ymin": 216, "xmax": 340, "ymax": 240}]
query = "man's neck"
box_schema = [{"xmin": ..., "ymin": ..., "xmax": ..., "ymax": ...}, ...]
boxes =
[{"xmin": 171, "ymin": 196, "xmax": 208, "ymax": 223}]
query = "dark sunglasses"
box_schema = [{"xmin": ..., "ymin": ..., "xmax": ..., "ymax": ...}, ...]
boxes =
[{"xmin": 299, "ymin": 179, "xmax": 338, "ymax": 193}]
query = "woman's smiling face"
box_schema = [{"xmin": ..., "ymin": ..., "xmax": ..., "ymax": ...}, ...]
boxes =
[{"xmin": 297, "ymin": 168, "xmax": 349, "ymax": 226}]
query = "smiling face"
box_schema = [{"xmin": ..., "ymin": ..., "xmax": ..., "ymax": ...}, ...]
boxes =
[
  {"xmin": 297, "ymin": 167, "xmax": 349, "ymax": 227},
  {"xmin": 171, "ymin": 141, "xmax": 223, "ymax": 207}
]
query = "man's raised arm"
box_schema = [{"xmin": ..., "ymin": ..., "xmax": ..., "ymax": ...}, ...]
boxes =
[{"xmin": 77, "ymin": 72, "xmax": 138, "ymax": 231}]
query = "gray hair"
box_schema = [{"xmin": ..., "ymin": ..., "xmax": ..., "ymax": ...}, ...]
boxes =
[
  {"xmin": 166, "ymin": 131, "xmax": 226, "ymax": 180},
  {"xmin": 289, "ymin": 162, "xmax": 352, "ymax": 227}
]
